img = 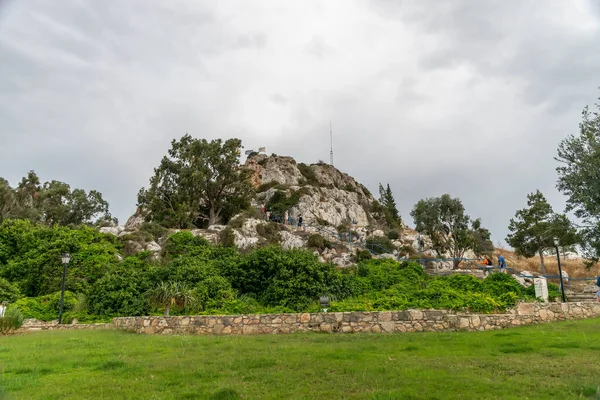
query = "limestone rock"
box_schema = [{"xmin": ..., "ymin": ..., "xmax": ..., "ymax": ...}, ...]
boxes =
[
  {"xmin": 280, "ymin": 231, "xmax": 306, "ymax": 250},
  {"xmin": 99, "ymin": 226, "xmax": 124, "ymax": 236},
  {"xmin": 145, "ymin": 241, "xmax": 162, "ymax": 253},
  {"xmin": 207, "ymin": 225, "xmax": 227, "ymax": 232},
  {"xmin": 234, "ymin": 230, "xmax": 260, "ymax": 249},
  {"xmin": 583, "ymin": 284, "xmax": 599, "ymax": 293},
  {"xmin": 124, "ymin": 209, "xmax": 146, "ymax": 231},
  {"xmin": 246, "ymin": 154, "xmax": 305, "ymax": 187}
]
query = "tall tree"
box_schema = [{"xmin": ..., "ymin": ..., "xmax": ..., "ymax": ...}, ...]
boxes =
[
  {"xmin": 0, "ymin": 172, "xmax": 113, "ymax": 226},
  {"xmin": 505, "ymin": 190, "xmax": 578, "ymax": 273},
  {"xmin": 378, "ymin": 183, "xmax": 402, "ymax": 227},
  {"xmin": 410, "ymin": 194, "xmax": 490, "ymax": 268},
  {"xmin": 138, "ymin": 135, "xmax": 253, "ymax": 228},
  {"xmin": 556, "ymin": 96, "xmax": 600, "ymax": 264},
  {"xmin": 470, "ymin": 218, "xmax": 494, "ymax": 257}
]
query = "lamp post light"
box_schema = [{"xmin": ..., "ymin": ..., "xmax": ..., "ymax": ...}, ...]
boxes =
[
  {"xmin": 59, "ymin": 253, "xmax": 71, "ymax": 324},
  {"xmin": 553, "ymin": 238, "xmax": 567, "ymax": 303},
  {"xmin": 320, "ymin": 296, "xmax": 330, "ymax": 312}
]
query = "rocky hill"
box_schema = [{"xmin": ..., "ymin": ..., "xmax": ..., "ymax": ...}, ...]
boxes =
[{"xmin": 101, "ymin": 153, "xmax": 422, "ymax": 267}]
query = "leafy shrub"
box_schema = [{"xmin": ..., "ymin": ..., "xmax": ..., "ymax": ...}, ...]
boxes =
[
  {"xmin": 87, "ymin": 260, "xmax": 153, "ymax": 317},
  {"xmin": 219, "ymin": 227, "xmax": 236, "ymax": 247},
  {"xmin": 0, "ymin": 278, "xmax": 21, "ymax": 302},
  {"xmin": 297, "ymin": 163, "xmax": 318, "ymax": 185},
  {"xmin": 256, "ymin": 223, "xmax": 283, "ymax": 244},
  {"xmin": 386, "ymin": 230, "xmax": 400, "ymax": 240},
  {"xmin": 366, "ymin": 235, "xmax": 396, "ymax": 253},
  {"xmin": 139, "ymin": 222, "xmax": 168, "ymax": 241},
  {"xmin": 265, "ymin": 189, "xmax": 308, "ymax": 217},
  {"xmin": 0, "ymin": 307, "xmax": 24, "ymax": 334},
  {"xmin": 14, "ymin": 291, "xmax": 77, "ymax": 321},
  {"xmin": 356, "ymin": 249, "xmax": 372, "ymax": 262},
  {"xmin": 164, "ymin": 231, "xmax": 211, "ymax": 258},
  {"xmin": 307, "ymin": 234, "xmax": 331, "ymax": 251}
]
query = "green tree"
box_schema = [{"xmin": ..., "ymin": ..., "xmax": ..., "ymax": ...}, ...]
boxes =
[
  {"xmin": 0, "ymin": 178, "xmax": 17, "ymax": 223},
  {"xmin": 0, "ymin": 171, "xmax": 113, "ymax": 226},
  {"xmin": 147, "ymin": 281, "xmax": 195, "ymax": 317},
  {"xmin": 410, "ymin": 194, "xmax": 490, "ymax": 268},
  {"xmin": 378, "ymin": 183, "xmax": 402, "ymax": 227},
  {"xmin": 38, "ymin": 180, "xmax": 112, "ymax": 226},
  {"xmin": 556, "ymin": 96, "xmax": 600, "ymax": 264},
  {"xmin": 469, "ymin": 218, "xmax": 494, "ymax": 257},
  {"xmin": 506, "ymin": 190, "xmax": 577, "ymax": 273},
  {"xmin": 138, "ymin": 135, "xmax": 254, "ymax": 228}
]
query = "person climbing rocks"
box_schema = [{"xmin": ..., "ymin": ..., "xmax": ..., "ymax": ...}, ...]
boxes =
[{"xmin": 297, "ymin": 215, "xmax": 304, "ymax": 231}]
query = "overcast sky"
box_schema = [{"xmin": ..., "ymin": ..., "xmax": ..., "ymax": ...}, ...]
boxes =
[{"xmin": 1, "ymin": 0, "xmax": 599, "ymax": 244}]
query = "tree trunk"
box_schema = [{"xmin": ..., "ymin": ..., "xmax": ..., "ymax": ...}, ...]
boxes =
[
  {"xmin": 164, "ymin": 304, "xmax": 170, "ymax": 317},
  {"xmin": 208, "ymin": 207, "xmax": 217, "ymax": 226},
  {"xmin": 538, "ymin": 250, "xmax": 546, "ymax": 274}
]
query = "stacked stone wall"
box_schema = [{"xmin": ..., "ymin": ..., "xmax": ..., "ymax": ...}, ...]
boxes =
[{"xmin": 112, "ymin": 302, "xmax": 600, "ymax": 335}]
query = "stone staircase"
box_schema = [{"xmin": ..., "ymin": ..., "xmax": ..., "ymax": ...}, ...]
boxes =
[{"xmin": 566, "ymin": 292, "xmax": 597, "ymax": 302}]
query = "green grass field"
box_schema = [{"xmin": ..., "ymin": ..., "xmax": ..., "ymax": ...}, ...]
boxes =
[{"xmin": 1, "ymin": 319, "xmax": 600, "ymax": 400}]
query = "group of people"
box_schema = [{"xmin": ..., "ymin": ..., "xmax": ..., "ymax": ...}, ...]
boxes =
[
  {"xmin": 481, "ymin": 254, "xmax": 507, "ymax": 270},
  {"xmin": 259, "ymin": 204, "xmax": 304, "ymax": 231}
]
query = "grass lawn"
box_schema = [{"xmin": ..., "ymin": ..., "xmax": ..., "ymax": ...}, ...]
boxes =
[{"xmin": 1, "ymin": 319, "xmax": 600, "ymax": 400}]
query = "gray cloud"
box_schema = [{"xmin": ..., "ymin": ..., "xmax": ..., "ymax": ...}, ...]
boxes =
[{"xmin": 1, "ymin": 0, "xmax": 599, "ymax": 245}]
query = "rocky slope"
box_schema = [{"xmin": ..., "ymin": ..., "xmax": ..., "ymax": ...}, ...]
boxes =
[{"xmin": 101, "ymin": 153, "xmax": 416, "ymax": 266}]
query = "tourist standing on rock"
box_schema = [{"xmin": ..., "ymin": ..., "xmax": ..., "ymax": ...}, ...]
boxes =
[
  {"xmin": 298, "ymin": 215, "xmax": 304, "ymax": 231},
  {"xmin": 0, "ymin": 301, "xmax": 6, "ymax": 318},
  {"xmin": 498, "ymin": 255, "xmax": 507, "ymax": 271}
]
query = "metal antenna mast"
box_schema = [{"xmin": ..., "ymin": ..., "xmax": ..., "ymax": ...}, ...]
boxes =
[{"xmin": 329, "ymin": 121, "xmax": 333, "ymax": 166}]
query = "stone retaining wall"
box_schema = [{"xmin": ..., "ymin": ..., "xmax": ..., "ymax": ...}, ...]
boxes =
[
  {"xmin": 113, "ymin": 302, "xmax": 600, "ymax": 335},
  {"xmin": 17, "ymin": 319, "xmax": 112, "ymax": 333}
]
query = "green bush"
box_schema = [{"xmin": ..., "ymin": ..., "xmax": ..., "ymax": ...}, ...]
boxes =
[
  {"xmin": 164, "ymin": 231, "xmax": 211, "ymax": 258},
  {"xmin": 256, "ymin": 223, "xmax": 283, "ymax": 244},
  {"xmin": 386, "ymin": 230, "xmax": 400, "ymax": 240},
  {"xmin": 366, "ymin": 235, "xmax": 396, "ymax": 253},
  {"xmin": 297, "ymin": 163, "xmax": 318, "ymax": 185},
  {"xmin": 265, "ymin": 189, "xmax": 308, "ymax": 217},
  {"xmin": 139, "ymin": 222, "xmax": 168, "ymax": 241},
  {"xmin": 219, "ymin": 227, "xmax": 236, "ymax": 247},
  {"xmin": 307, "ymin": 234, "xmax": 331, "ymax": 251},
  {"xmin": 0, "ymin": 278, "xmax": 21, "ymax": 302},
  {"xmin": 0, "ymin": 306, "xmax": 24, "ymax": 334},
  {"xmin": 356, "ymin": 249, "xmax": 372, "ymax": 262},
  {"xmin": 14, "ymin": 291, "xmax": 77, "ymax": 321}
]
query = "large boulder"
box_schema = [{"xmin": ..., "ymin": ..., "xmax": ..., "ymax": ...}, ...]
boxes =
[
  {"xmin": 280, "ymin": 231, "xmax": 306, "ymax": 250},
  {"xmin": 99, "ymin": 226, "xmax": 124, "ymax": 236}
]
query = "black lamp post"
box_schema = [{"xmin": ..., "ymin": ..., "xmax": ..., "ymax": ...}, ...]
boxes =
[
  {"xmin": 553, "ymin": 238, "xmax": 566, "ymax": 303},
  {"xmin": 59, "ymin": 253, "xmax": 70, "ymax": 324}
]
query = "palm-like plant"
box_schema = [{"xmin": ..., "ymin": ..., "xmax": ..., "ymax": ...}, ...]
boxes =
[{"xmin": 147, "ymin": 281, "xmax": 195, "ymax": 317}]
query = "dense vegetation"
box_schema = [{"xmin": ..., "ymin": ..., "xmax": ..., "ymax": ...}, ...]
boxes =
[
  {"xmin": 0, "ymin": 171, "xmax": 113, "ymax": 226},
  {"xmin": 137, "ymin": 135, "xmax": 254, "ymax": 228},
  {"xmin": 0, "ymin": 220, "xmax": 553, "ymax": 323}
]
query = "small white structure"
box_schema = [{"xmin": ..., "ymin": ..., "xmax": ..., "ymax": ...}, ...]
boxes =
[{"xmin": 533, "ymin": 277, "xmax": 549, "ymax": 302}]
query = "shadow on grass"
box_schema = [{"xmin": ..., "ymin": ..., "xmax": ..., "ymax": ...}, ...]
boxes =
[
  {"xmin": 95, "ymin": 360, "xmax": 126, "ymax": 371},
  {"xmin": 209, "ymin": 388, "xmax": 241, "ymax": 400},
  {"xmin": 498, "ymin": 342, "xmax": 534, "ymax": 354}
]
